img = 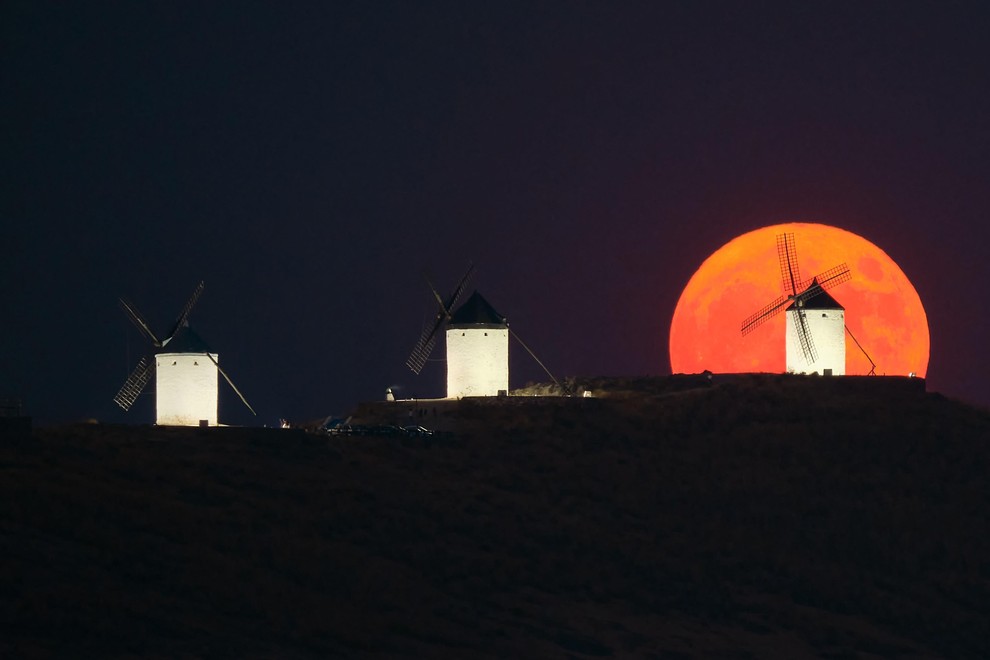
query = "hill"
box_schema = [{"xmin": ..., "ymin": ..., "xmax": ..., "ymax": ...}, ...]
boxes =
[{"xmin": 2, "ymin": 375, "xmax": 989, "ymax": 658}]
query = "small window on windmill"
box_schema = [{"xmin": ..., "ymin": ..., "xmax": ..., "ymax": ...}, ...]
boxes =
[
  {"xmin": 824, "ymin": 368, "xmax": 833, "ymax": 376},
  {"xmin": 461, "ymin": 332, "xmax": 465, "ymax": 336},
  {"xmin": 822, "ymin": 313, "xmax": 827, "ymax": 318},
  {"xmin": 172, "ymin": 361, "xmax": 177, "ymax": 366},
  {"xmin": 194, "ymin": 361, "xmax": 199, "ymax": 366},
  {"xmin": 484, "ymin": 332, "xmax": 488, "ymax": 336}
]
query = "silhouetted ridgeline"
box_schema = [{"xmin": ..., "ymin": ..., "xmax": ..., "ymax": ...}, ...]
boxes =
[
  {"xmin": 2, "ymin": 375, "xmax": 988, "ymax": 657},
  {"xmin": 353, "ymin": 373, "xmax": 928, "ymax": 431}
]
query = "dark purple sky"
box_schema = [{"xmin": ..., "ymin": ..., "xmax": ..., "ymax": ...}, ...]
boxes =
[{"xmin": 4, "ymin": 1, "xmax": 990, "ymax": 424}]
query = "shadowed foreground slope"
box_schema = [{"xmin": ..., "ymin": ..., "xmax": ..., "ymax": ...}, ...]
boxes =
[{"xmin": 2, "ymin": 376, "xmax": 989, "ymax": 658}]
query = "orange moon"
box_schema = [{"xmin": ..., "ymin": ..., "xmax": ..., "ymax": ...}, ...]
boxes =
[{"xmin": 669, "ymin": 223, "xmax": 929, "ymax": 377}]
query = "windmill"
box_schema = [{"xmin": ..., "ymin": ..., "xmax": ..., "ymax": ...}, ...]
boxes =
[
  {"xmin": 113, "ymin": 281, "xmax": 256, "ymax": 426},
  {"xmin": 406, "ymin": 264, "xmax": 509, "ymax": 398},
  {"xmin": 406, "ymin": 263, "xmax": 509, "ymax": 398},
  {"xmin": 741, "ymin": 233, "xmax": 851, "ymax": 375},
  {"xmin": 406, "ymin": 263, "xmax": 560, "ymax": 398}
]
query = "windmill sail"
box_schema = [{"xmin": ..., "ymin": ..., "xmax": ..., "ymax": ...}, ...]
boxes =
[
  {"xmin": 120, "ymin": 299, "xmax": 162, "ymax": 347},
  {"xmin": 800, "ymin": 264, "xmax": 851, "ymax": 297},
  {"xmin": 777, "ymin": 233, "xmax": 802, "ymax": 295},
  {"xmin": 443, "ymin": 263, "xmax": 475, "ymax": 313},
  {"xmin": 407, "ymin": 321, "xmax": 444, "ymax": 374},
  {"xmin": 406, "ymin": 263, "xmax": 475, "ymax": 374},
  {"xmin": 113, "ymin": 356, "xmax": 154, "ymax": 411},
  {"xmin": 742, "ymin": 294, "xmax": 791, "ymax": 335},
  {"xmin": 791, "ymin": 309, "xmax": 818, "ymax": 363},
  {"xmin": 164, "ymin": 280, "xmax": 205, "ymax": 344}
]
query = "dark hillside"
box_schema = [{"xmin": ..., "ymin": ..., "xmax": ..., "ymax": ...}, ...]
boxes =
[{"xmin": 2, "ymin": 376, "xmax": 989, "ymax": 658}]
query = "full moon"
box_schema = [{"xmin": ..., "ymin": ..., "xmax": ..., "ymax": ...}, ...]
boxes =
[{"xmin": 669, "ymin": 223, "xmax": 929, "ymax": 377}]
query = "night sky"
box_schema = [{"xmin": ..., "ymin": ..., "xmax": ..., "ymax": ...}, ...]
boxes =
[{"xmin": 4, "ymin": 2, "xmax": 990, "ymax": 424}]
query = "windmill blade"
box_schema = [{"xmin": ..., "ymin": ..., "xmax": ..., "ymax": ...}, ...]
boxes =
[
  {"xmin": 794, "ymin": 264, "xmax": 851, "ymax": 307},
  {"xmin": 808, "ymin": 263, "xmax": 851, "ymax": 291},
  {"xmin": 424, "ymin": 272, "xmax": 448, "ymax": 313},
  {"xmin": 113, "ymin": 356, "xmax": 154, "ymax": 411},
  {"xmin": 791, "ymin": 309, "xmax": 818, "ymax": 364},
  {"xmin": 406, "ymin": 317, "xmax": 444, "ymax": 374},
  {"xmin": 120, "ymin": 299, "xmax": 162, "ymax": 347},
  {"xmin": 444, "ymin": 262, "xmax": 476, "ymax": 313},
  {"xmin": 407, "ymin": 262, "xmax": 476, "ymax": 374},
  {"xmin": 741, "ymin": 295, "xmax": 791, "ymax": 335},
  {"xmin": 165, "ymin": 280, "xmax": 205, "ymax": 342},
  {"xmin": 776, "ymin": 233, "xmax": 802, "ymax": 296},
  {"xmin": 203, "ymin": 352, "xmax": 257, "ymax": 416}
]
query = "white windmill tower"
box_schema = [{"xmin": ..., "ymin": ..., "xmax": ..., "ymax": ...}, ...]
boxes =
[
  {"xmin": 741, "ymin": 234, "xmax": 852, "ymax": 375},
  {"xmin": 445, "ymin": 291, "xmax": 509, "ymax": 397},
  {"xmin": 113, "ymin": 281, "xmax": 256, "ymax": 426}
]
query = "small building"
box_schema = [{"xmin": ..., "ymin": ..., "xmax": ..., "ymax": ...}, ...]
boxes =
[
  {"xmin": 446, "ymin": 291, "xmax": 508, "ymax": 398},
  {"xmin": 786, "ymin": 282, "xmax": 845, "ymax": 376},
  {"xmin": 156, "ymin": 326, "xmax": 219, "ymax": 426}
]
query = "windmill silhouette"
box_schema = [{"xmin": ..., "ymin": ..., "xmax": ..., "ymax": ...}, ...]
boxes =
[
  {"xmin": 405, "ymin": 263, "xmax": 559, "ymax": 397},
  {"xmin": 114, "ymin": 281, "xmax": 255, "ymax": 425},
  {"xmin": 405, "ymin": 262, "xmax": 511, "ymax": 397},
  {"xmin": 741, "ymin": 234, "xmax": 851, "ymax": 375}
]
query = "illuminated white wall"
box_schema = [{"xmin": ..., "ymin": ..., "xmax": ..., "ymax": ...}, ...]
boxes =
[
  {"xmin": 446, "ymin": 327, "xmax": 508, "ymax": 398},
  {"xmin": 786, "ymin": 308, "xmax": 845, "ymax": 375},
  {"xmin": 156, "ymin": 352, "xmax": 219, "ymax": 426}
]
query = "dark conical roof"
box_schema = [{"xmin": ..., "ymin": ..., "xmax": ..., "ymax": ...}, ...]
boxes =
[
  {"xmin": 449, "ymin": 291, "xmax": 506, "ymax": 327},
  {"xmin": 787, "ymin": 278, "xmax": 845, "ymax": 311},
  {"xmin": 158, "ymin": 324, "xmax": 214, "ymax": 354}
]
